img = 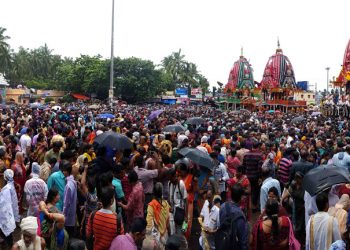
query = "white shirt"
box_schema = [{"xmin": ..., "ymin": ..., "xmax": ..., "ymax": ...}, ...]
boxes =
[
  {"xmin": 199, "ymin": 200, "xmax": 220, "ymax": 249},
  {"xmin": 305, "ymin": 212, "xmax": 341, "ymax": 250},
  {"xmin": 19, "ymin": 134, "xmax": 32, "ymax": 157},
  {"xmin": 200, "ymin": 200, "xmax": 220, "ymax": 230},
  {"xmin": 169, "ymin": 180, "xmax": 188, "ymax": 209},
  {"xmin": 304, "ymin": 190, "xmax": 339, "ymax": 227},
  {"xmin": 286, "ymin": 136, "xmax": 294, "ymax": 148}
]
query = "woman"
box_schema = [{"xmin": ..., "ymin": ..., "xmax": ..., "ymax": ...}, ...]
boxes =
[
  {"xmin": 251, "ymin": 199, "xmax": 290, "ymax": 250},
  {"xmin": 328, "ymin": 194, "xmax": 350, "ymax": 235},
  {"xmin": 226, "ymin": 149, "xmax": 241, "ymax": 177},
  {"xmin": 260, "ymin": 187, "xmax": 288, "ymax": 219},
  {"xmin": 226, "ymin": 166, "xmax": 250, "ymax": 220},
  {"xmin": 281, "ymin": 172, "xmax": 305, "ymax": 245},
  {"xmin": 179, "ymin": 163, "xmax": 197, "ymax": 240},
  {"xmin": 0, "ymin": 169, "xmax": 19, "ymax": 249},
  {"xmin": 11, "ymin": 152, "xmax": 26, "ymax": 214},
  {"xmin": 31, "ymin": 133, "xmax": 48, "ymax": 164},
  {"xmin": 144, "ymin": 182, "xmax": 170, "ymax": 250},
  {"xmin": 39, "ymin": 188, "xmax": 69, "ymax": 250},
  {"xmin": 82, "ymin": 144, "xmax": 95, "ymax": 163},
  {"xmin": 79, "ymin": 162, "xmax": 97, "ymax": 240},
  {"xmin": 72, "ymin": 155, "xmax": 87, "ymax": 180}
]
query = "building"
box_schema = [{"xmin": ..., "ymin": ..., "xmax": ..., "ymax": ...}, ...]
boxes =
[
  {"xmin": 294, "ymin": 90, "xmax": 316, "ymax": 106},
  {"xmin": 6, "ymin": 88, "xmax": 66, "ymax": 104}
]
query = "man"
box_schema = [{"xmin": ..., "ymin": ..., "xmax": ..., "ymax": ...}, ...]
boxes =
[
  {"xmin": 62, "ymin": 161, "xmax": 77, "ymax": 237},
  {"xmin": 243, "ymin": 141, "xmax": 263, "ymax": 212},
  {"xmin": 213, "ymin": 145, "xmax": 225, "ymax": 164},
  {"xmin": 109, "ymin": 217, "xmax": 147, "ymax": 250},
  {"xmin": 51, "ymin": 126, "xmax": 66, "ymax": 149},
  {"xmin": 168, "ymin": 168, "xmax": 187, "ymax": 235},
  {"xmin": 44, "ymin": 141, "xmax": 63, "ymax": 163},
  {"xmin": 24, "ymin": 162, "xmax": 48, "ymax": 216},
  {"xmin": 332, "ymin": 146, "xmax": 350, "ymax": 171},
  {"xmin": 216, "ymin": 184, "xmax": 248, "ymax": 250},
  {"xmin": 19, "ymin": 127, "xmax": 32, "ymax": 160},
  {"xmin": 200, "ymin": 136, "xmax": 212, "ymax": 154},
  {"xmin": 288, "ymin": 149, "xmax": 315, "ymax": 183},
  {"xmin": 112, "ymin": 164, "xmax": 125, "ymax": 213},
  {"xmin": 236, "ymin": 142, "xmax": 250, "ymax": 164},
  {"xmin": 47, "ymin": 160, "xmax": 70, "ymax": 211},
  {"xmin": 278, "ymin": 148, "xmax": 296, "ymax": 188},
  {"xmin": 87, "ymin": 186, "xmax": 124, "ymax": 250},
  {"xmin": 11, "ymin": 216, "xmax": 45, "ymax": 249},
  {"xmin": 210, "ymin": 152, "xmax": 229, "ymax": 201},
  {"xmin": 260, "ymin": 166, "xmax": 281, "ymax": 212},
  {"xmin": 133, "ymin": 155, "xmax": 158, "ymax": 210},
  {"xmin": 40, "ymin": 158, "xmax": 57, "ymax": 182},
  {"xmin": 198, "ymin": 189, "xmax": 220, "ymax": 250},
  {"xmin": 118, "ymin": 171, "xmax": 145, "ymax": 229},
  {"xmin": 306, "ymin": 192, "xmax": 341, "ymax": 250}
]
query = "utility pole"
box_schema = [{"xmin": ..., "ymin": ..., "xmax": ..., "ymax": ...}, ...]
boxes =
[
  {"xmin": 325, "ymin": 67, "xmax": 330, "ymax": 94},
  {"xmin": 109, "ymin": 0, "xmax": 115, "ymax": 105}
]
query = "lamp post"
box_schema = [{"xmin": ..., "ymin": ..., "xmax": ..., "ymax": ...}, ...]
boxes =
[
  {"xmin": 109, "ymin": 0, "xmax": 115, "ymax": 105},
  {"xmin": 325, "ymin": 67, "xmax": 330, "ymax": 94}
]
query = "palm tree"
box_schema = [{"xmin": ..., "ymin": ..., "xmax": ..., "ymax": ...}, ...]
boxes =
[
  {"xmin": 0, "ymin": 27, "xmax": 11, "ymax": 73},
  {"xmin": 161, "ymin": 49, "xmax": 185, "ymax": 84}
]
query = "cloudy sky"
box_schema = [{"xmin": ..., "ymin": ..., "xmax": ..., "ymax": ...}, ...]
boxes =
[{"xmin": 1, "ymin": 0, "xmax": 349, "ymax": 91}]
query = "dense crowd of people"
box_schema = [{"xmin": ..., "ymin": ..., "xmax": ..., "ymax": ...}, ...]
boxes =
[{"xmin": 1, "ymin": 102, "xmax": 350, "ymax": 250}]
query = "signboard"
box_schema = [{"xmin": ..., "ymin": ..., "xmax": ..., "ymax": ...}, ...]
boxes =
[
  {"xmin": 162, "ymin": 99, "xmax": 176, "ymax": 104},
  {"xmin": 191, "ymin": 88, "xmax": 202, "ymax": 95},
  {"xmin": 297, "ymin": 81, "xmax": 308, "ymax": 91},
  {"xmin": 175, "ymin": 88, "xmax": 188, "ymax": 96},
  {"xmin": 108, "ymin": 89, "xmax": 114, "ymax": 99}
]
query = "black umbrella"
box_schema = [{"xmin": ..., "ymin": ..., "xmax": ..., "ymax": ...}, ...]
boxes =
[
  {"xmin": 291, "ymin": 116, "xmax": 305, "ymax": 124},
  {"xmin": 186, "ymin": 117, "xmax": 205, "ymax": 126},
  {"xmin": 303, "ymin": 165, "xmax": 350, "ymax": 196},
  {"xmin": 163, "ymin": 124, "xmax": 186, "ymax": 133},
  {"xmin": 178, "ymin": 147, "xmax": 214, "ymax": 170},
  {"xmin": 94, "ymin": 131, "xmax": 132, "ymax": 151}
]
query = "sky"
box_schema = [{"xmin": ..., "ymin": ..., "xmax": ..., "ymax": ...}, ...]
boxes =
[{"xmin": 1, "ymin": 0, "xmax": 349, "ymax": 91}]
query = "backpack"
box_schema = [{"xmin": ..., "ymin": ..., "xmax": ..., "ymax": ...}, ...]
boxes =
[
  {"xmin": 86, "ymin": 211, "xmax": 122, "ymax": 250},
  {"xmin": 214, "ymin": 202, "xmax": 245, "ymax": 250}
]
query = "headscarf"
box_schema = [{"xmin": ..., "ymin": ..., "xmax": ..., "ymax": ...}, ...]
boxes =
[
  {"xmin": 31, "ymin": 162, "xmax": 40, "ymax": 175},
  {"xmin": 336, "ymin": 194, "xmax": 350, "ymax": 210},
  {"xmin": 4, "ymin": 169, "xmax": 14, "ymax": 182},
  {"xmin": 20, "ymin": 216, "xmax": 38, "ymax": 235},
  {"xmin": 76, "ymin": 155, "xmax": 86, "ymax": 168}
]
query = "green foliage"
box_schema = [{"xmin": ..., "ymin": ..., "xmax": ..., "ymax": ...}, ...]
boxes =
[
  {"xmin": 44, "ymin": 97, "xmax": 54, "ymax": 103},
  {"xmin": 25, "ymin": 80, "xmax": 49, "ymax": 90},
  {"xmin": 0, "ymin": 27, "xmax": 210, "ymax": 103},
  {"xmin": 61, "ymin": 94, "xmax": 75, "ymax": 103},
  {"xmin": 114, "ymin": 57, "xmax": 166, "ymax": 103},
  {"xmin": 0, "ymin": 27, "xmax": 11, "ymax": 73},
  {"xmin": 161, "ymin": 49, "xmax": 209, "ymax": 92}
]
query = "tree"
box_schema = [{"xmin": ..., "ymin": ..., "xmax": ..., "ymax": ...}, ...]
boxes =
[
  {"xmin": 0, "ymin": 27, "xmax": 11, "ymax": 74},
  {"xmin": 114, "ymin": 57, "xmax": 166, "ymax": 103},
  {"xmin": 161, "ymin": 49, "xmax": 185, "ymax": 85},
  {"xmin": 161, "ymin": 49, "xmax": 209, "ymax": 93}
]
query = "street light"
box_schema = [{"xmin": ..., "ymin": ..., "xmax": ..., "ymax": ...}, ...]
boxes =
[
  {"xmin": 325, "ymin": 67, "xmax": 330, "ymax": 94},
  {"xmin": 109, "ymin": 0, "xmax": 115, "ymax": 105}
]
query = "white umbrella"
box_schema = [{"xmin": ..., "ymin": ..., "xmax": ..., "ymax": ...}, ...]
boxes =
[{"xmin": 52, "ymin": 105, "xmax": 61, "ymax": 111}]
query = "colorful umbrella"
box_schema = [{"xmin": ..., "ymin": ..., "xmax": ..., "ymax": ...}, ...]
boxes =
[
  {"xmin": 148, "ymin": 110, "xmax": 164, "ymax": 120},
  {"xmin": 97, "ymin": 113, "xmax": 115, "ymax": 119}
]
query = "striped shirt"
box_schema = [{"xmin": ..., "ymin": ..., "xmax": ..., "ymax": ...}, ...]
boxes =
[
  {"xmin": 243, "ymin": 149, "xmax": 263, "ymax": 180},
  {"xmin": 86, "ymin": 209, "xmax": 124, "ymax": 250},
  {"xmin": 278, "ymin": 158, "xmax": 292, "ymax": 186}
]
